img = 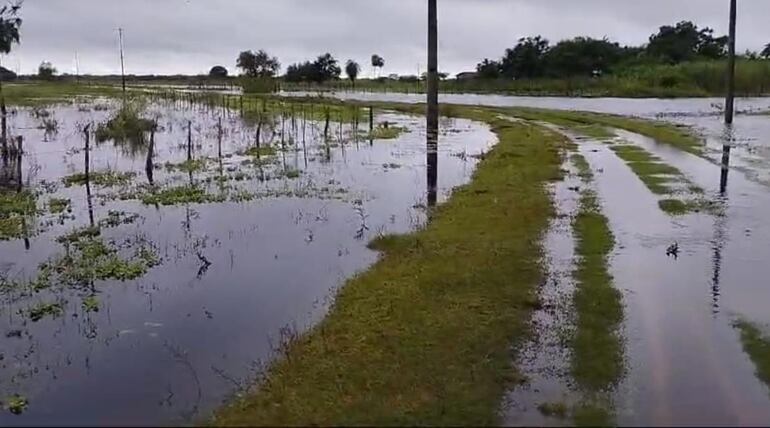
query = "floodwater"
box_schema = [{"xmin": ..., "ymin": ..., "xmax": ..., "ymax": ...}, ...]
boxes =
[
  {"xmin": 0, "ymin": 98, "xmax": 495, "ymax": 425},
  {"xmin": 579, "ymin": 129, "xmax": 770, "ymax": 425}
]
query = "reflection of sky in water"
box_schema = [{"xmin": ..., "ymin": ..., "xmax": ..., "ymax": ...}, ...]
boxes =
[{"xmin": 0, "ymin": 101, "xmax": 495, "ymax": 425}]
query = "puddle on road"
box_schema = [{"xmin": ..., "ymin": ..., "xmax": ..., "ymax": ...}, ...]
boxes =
[
  {"xmin": 0, "ymin": 99, "xmax": 496, "ymax": 425},
  {"xmin": 579, "ymin": 139, "xmax": 770, "ymax": 426}
]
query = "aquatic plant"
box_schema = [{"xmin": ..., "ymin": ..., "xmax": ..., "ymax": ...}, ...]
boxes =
[
  {"xmin": 48, "ymin": 197, "xmax": 70, "ymax": 214},
  {"xmin": 28, "ymin": 301, "xmax": 64, "ymax": 322},
  {"xmin": 95, "ymin": 103, "xmax": 156, "ymax": 155},
  {"xmin": 63, "ymin": 170, "xmax": 137, "ymax": 188}
]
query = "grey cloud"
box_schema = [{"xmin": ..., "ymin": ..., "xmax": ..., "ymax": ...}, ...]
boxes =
[{"xmin": 4, "ymin": 0, "xmax": 768, "ymax": 76}]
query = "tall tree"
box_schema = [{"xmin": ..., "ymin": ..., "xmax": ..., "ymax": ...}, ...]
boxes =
[
  {"xmin": 476, "ymin": 58, "xmax": 501, "ymax": 79},
  {"xmin": 314, "ymin": 53, "xmax": 341, "ymax": 82},
  {"xmin": 647, "ymin": 21, "xmax": 728, "ymax": 64},
  {"xmin": 544, "ymin": 37, "xmax": 625, "ymax": 77},
  {"xmin": 501, "ymin": 36, "xmax": 550, "ymax": 79},
  {"xmin": 371, "ymin": 54, "xmax": 385, "ymax": 78},
  {"xmin": 37, "ymin": 61, "xmax": 56, "ymax": 80},
  {"xmin": 345, "ymin": 60, "xmax": 360, "ymax": 86},
  {"xmin": 0, "ymin": 1, "xmax": 21, "ymax": 152},
  {"xmin": 236, "ymin": 50, "xmax": 280, "ymax": 78},
  {"xmin": 762, "ymin": 43, "xmax": 770, "ymax": 59}
]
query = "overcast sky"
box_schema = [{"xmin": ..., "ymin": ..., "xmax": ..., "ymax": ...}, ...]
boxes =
[{"xmin": 4, "ymin": 0, "xmax": 769, "ymax": 77}]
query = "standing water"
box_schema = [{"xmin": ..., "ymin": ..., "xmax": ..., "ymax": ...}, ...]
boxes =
[{"xmin": 0, "ymin": 98, "xmax": 495, "ymax": 425}]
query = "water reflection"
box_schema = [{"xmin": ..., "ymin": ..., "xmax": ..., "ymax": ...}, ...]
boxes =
[
  {"xmin": 720, "ymin": 126, "xmax": 733, "ymax": 195},
  {"xmin": 710, "ymin": 213, "xmax": 728, "ymax": 315}
]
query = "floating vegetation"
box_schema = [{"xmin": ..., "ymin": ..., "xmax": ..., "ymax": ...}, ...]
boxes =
[
  {"xmin": 95, "ymin": 104, "xmax": 156, "ymax": 143},
  {"xmin": 95, "ymin": 103, "xmax": 157, "ymax": 156},
  {"xmin": 98, "ymin": 210, "xmax": 141, "ymax": 228},
  {"xmin": 28, "ymin": 301, "xmax": 64, "ymax": 322},
  {"xmin": 4, "ymin": 394, "xmax": 28, "ymax": 415},
  {"xmin": 82, "ymin": 295, "xmax": 100, "ymax": 313},
  {"xmin": 140, "ymin": 185, "xmax": 227, "ymax": 206},
  {"xmin": 242, "ymin": 145, "xmax": 277, "ymax": 157},
  {"xmin": 734, "ymin": 321, "xmax": 770, "ymax": 390},
  {"xmin": 164, "ymin": 158, "xmax": 209, "ymax": 174},
  {"xmin": 0, "ymin": 190, "xmax": 37, "ymax": 240},
  {"xmin": 63, "ymin": 170, "xmax": 137, "ymax": 188},
  {"xmin": 48, "ymin": 198, "xmax": 71, "ymax": 214},
  {"xmin": 538, "ymin": 402, "xmax": 569, "ymax": 419},
  {"xmin": 362, "ymin": 125, "xmax": 408, "ymax": 140}
]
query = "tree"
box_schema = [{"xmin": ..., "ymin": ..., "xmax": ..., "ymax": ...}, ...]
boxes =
[
  {"xmin": 209, "ymin": 65, "xmax": 228, "ymax": 78},
  {"xmin": 38, "ymin": 61, "xmax": 56, "ymax": 80},
  {"xmin": 345, "ymin": 60, "xmax": 360, "ymax": 86},
  {"xmin": 544, "ymin": 37, "xmax": 625, "ymax": 77},
  {"xmin": 646, "ymin": 21, "xmax": 727, "ymax": 63},
  {"xmin": 476, "ymin": 58, "xmax": 501, "ymax": 79},
  {"xmin": 761, "ymin": 43, "xmax": 770, "ymax": 59},
  {"xmin": 501, "ymin": 36, "xmax": 550, "ymax": 79},
  {"xmin": 0, "ymin": 0, "xmax": 21, "ymax": 145},
  {"xmin": 236, "ymin": 49, "xmax": 280, "ymax": 78},
  {"xmin": 314, "ymin": 53, "xmax": 341, "ymax": 82},
  {"xmin": 284, "ymin": 53, "xmax": 341, "ymax": 83},
  {"xmin": 371, "ymin": 54, "xmax": 385, "ymax": 77}
]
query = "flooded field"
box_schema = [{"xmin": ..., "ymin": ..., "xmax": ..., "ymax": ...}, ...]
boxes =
[{"xmin": 0, "ymin": 97, "xmax": 495, "ymax": 425}]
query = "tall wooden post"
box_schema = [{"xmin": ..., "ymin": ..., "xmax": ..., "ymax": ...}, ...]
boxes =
[
  {"xmin": 426, "ymin": 0, "xmax": 439, "ymax": 208},
  {"xmin": 725, "ymin": 0, "xmax": 737, "ymax": 125}
]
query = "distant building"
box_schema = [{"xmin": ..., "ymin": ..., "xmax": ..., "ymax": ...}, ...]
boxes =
[
  {"xmin": 456, "ymin": 71, "xmax": 478, "ymax": 81},
  {"xmin": 0, "ymin": 66, "xmax": 17, "ymax": 81}
]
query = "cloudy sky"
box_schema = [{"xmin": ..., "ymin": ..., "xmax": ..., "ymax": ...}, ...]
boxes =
[{"xmin": 4, "ymin": 0, "xmax": 769, "ymax": 77}]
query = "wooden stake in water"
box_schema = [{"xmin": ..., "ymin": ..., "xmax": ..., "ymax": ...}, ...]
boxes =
[
  {"xmin": 83, "ymin": 124, "xmax": 91, "ymax": 182},
  {"xmin": 146, "ymin": 129, "xmax": 155, "ymax": 186},
  {"xmin": 187, "ymin": 120, "xmax": 193, "ymax": 161},
  {"xmin": 15, "ymin": 136, "xmax": 22, "ymax": 191},
  {"xmin": 217, "ymin": 117, "xmax": 223, "ymax": 160}
]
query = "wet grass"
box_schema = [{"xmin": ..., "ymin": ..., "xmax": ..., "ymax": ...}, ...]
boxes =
[
  {"xmin": 571, "ymin": 153, "xmax": 593, "ymax": 181},
  {"xmin": 140, "ymin": 185, "xmax": 226, "ymax": 206},
  {"xmin": 573, "ymin": 403, "xmax": 613, "ymax": 427},
  {"xmin": 505, "ymin": 108, "xmax": 702, "ymax": 155},
  {"xmin": 608, "ymin": 144, "xmax": 715, "ymax": 216},
  {"xmin": 734, "ymin": 321, "xmax": 770, "ymax": 390},
  {"xmin": 48, "ymin": 198, "xmax": 70, "ymax": 214},
  {"xmin": 95, "ymin": 103, "xmax": 156, "ymax": 154},
  {"xmin": 1, "ymin": 82, "xmax": 124, "ymax": 107},
  {"xmin": 164, "ymin": 158, "xmax": 210, "ymax": 174},
  {"xmin": 538, "ymin": 402, "xmax": 569, "ymax": 419},
  {"xmin": 242, "ymin": 145, "xmax": 277, "ymax": 157},
  {"xmin": 571, "ymin": 190, "xmax": 622, "ymax": 424},
  {"xmin": 214, "ymin": 111, "xmax": 564, "ymax": 425},
  {"xmin": 0, "ymin": 190, "xmax": 37, "ymax": 240},
  {"xmin": 506, "ymin": 109, "xmax": 615, "ymax": 139},
  {"xmin": 63, "ymin": 170, "xmax": 137, "ymax": 188}
]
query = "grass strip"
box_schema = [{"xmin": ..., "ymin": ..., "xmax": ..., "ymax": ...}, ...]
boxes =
[{"xmin": 214, "ymin": 112, "xmax": 564, "ymax": 425}]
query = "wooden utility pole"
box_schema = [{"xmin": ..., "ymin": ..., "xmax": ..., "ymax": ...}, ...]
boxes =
[
  {"xmin": 118, "ymin": 28, "xmax": 127, "ymax": 98},
  {"xmin": 725, "ymin": 0, "xmax": 737, "ymax": 125},
  {"xmin": 426, "ymin": 0, "xmax": 439, "ymax": 207}
]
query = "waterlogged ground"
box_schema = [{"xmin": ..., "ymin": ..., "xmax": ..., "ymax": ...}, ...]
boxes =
[{"xmin": 0, "ymin": 99, "xmax": 495, "ymax": 425}]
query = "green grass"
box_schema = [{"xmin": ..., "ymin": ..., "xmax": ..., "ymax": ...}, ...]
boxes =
[
  {"xmin": 1, "ymin": 82, "xmax": 124, "ymax": 106},
  {"xmin": 573, "ymin": 403, "xmax": 614, "ymax": 427},
  {"xmin": 280, "ymin": 59, "xmax": 770, "ymax": 98},
  {"xmin": 572, "ymin": 192, "xmax": 623, "ymax": 392},
  {"xmin": 734, "ymin": 321, "xmax": 770, "ymax": 390},
  {"xmin": 214, "ymin": 112, "xmax": 564, "ymax": 426}
]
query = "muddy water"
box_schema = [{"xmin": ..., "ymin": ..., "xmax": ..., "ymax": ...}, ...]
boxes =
[
  {"xmin": 580, "ymin": 134, "xmax": 770, "ymax": 425},
  {"xmin": 0, "ymin": 100, "xmax": 495, "ymax": 425}
]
